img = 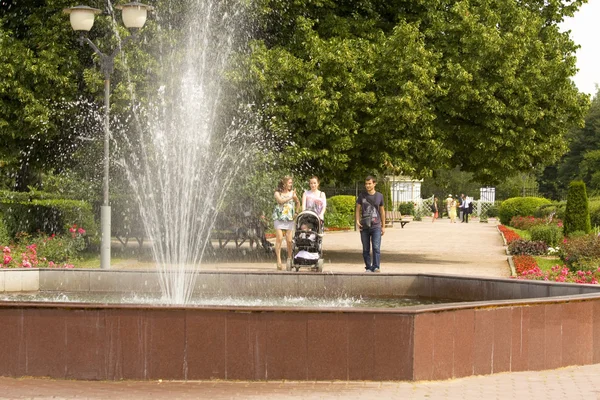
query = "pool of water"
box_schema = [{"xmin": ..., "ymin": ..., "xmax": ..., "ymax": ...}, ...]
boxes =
[{"xmin": 0, "ymin": 292, "xmax": 456, "ymax": 308}]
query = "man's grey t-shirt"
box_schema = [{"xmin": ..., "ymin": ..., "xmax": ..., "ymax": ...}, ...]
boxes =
[{"xmin": 356, "ymin": 192, "xmax": 384, "ymax": 227}]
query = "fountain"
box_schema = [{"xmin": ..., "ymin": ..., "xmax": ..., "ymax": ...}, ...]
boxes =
[
  {"xmin": 1, "ymin": 0, "xmax": 600, "ymax": 384},
  {"xmin": 113, "ymin": 0, "xmax": 256, "ymax": 305}
]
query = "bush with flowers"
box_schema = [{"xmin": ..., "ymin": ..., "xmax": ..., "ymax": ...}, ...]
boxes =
[
  {"xmin": 558, "ymin": 233, "xmax": 600, "ymax": 272},
  {"xmin": 509, "ymin": 216, "xmax": 548, "ymax": 230},
  {"xmin": 1, "ymin": 224, "xmax": 87, "ymax": 269}
]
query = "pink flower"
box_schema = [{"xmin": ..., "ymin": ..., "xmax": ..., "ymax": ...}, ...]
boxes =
[
  {"xmin": 3, "ymin": 255, "xmax": 12, "ymax": 265},
  {"xmin": 48, "ymin": 261, "xmax": 55, "ymax": 268},
  {"xmin": 78, "ymin": 228, "xmax": 86, "ymax": 235},
  {"xmin": 22, "ymin": 260, "xmax": 32, "ymax": 268},
  {"xmin": 3, "ymin": 246, "xmax": 10, "ymax": 253}
]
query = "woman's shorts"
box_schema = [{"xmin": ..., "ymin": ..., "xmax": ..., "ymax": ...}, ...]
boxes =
[{"xmin": 274, "ymin": 220, "xmax": 294, "ymax": 231}]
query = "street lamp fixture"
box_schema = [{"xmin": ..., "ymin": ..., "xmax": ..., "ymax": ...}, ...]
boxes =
[{"xmin": 63, "ymin": 2, "xmax": 153, "ymax": 269}]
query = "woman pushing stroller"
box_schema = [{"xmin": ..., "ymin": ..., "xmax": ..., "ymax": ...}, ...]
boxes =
[{"xmin": 273, "ymin": 175, "xmax": 326, "ymax": 271}]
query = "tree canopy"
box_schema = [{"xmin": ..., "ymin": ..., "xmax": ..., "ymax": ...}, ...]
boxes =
[
  {"xmin": 539, "ymin": 88, "xmax": 600, "ymax": 198},
  {"xmin": 0, "ymin": 0, "xmax": 591, "ymax": 195},
  {"xmin": 246, "ymin": 0, "xmax": 589, "ymax": 183}
]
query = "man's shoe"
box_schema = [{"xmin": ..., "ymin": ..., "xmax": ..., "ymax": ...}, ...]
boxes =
[
  {"xmin": 365, "ymin": 267, "xmax": 373, "ymax": 272},
  {"xmin": 373, "ymin": 268, "xmax": 380, "ymax": 273}
]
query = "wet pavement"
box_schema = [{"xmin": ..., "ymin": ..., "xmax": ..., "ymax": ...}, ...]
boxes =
[{"xmin": 3, "ymin": 217, "xmax": 599, "ymax": 399}]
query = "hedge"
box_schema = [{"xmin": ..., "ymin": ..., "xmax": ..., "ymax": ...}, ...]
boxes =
[
  {"xmin": 325, "ymin": 195, "xmax": 356, "ymax": 228},
  {"xmin": 498, "ymin": 197, "xmax": 551, "ymax": 225},
  {"xmin": 0, "ymin": 198, "xmax": 97, "ymax": 239}
]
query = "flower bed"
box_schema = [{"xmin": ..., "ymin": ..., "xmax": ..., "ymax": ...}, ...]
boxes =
[
  {"xmin": 498, "ymin": 224, "xmax": 521, "ymax": 244},
  {"xmin": 512, "ymin": 252, "xmax": 600, "ymax": 284},
  {"xmin": 1, "ymin": 225, "xmax": 86, "ymax": 269},
  {"xmin": 501, "ymin": 225, "xmax": 600, "ymax": 284}
]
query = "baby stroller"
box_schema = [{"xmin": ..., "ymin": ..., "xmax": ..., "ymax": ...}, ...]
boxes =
[{"xmin": 286, "ymin": 210, "xmax": 324, "ymax": 272}]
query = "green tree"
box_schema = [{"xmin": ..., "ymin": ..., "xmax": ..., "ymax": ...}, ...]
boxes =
[
  {"xmin": 0, "ymin": 0, "xmax": 87, "ymax": 189},
  {"xmin": 543, "ymin": 88, "xmax": 600, "ymax": 197},
  {"xmin": 563, "ymin": 180, "xmax": 591, "ymax": 235},
  {"xmin": 246, "ymin": 0, "xmax": 588, "ymax": 183}
]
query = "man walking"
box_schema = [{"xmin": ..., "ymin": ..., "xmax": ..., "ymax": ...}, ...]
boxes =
[
  {"xmin": 355, "ymin": 176, "xmax": 386, "ymax": 272},
  {"xmin": 461, "ymin": 194, "xmax": 471, "ymax": 223}
]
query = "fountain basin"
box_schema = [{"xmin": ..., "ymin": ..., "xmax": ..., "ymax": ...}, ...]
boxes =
[{"xmin": 0, "ymin": 269, "xmax": 599, "ymax": 381}]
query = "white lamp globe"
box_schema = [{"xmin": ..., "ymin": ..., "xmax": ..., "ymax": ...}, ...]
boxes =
[
  {"xmin": 115, "ymin": 2, "xmax": 154, "ymax": 29},
  {"xmin": 63, "ymin": 5, "xmax": 102, "ymax": 32}
]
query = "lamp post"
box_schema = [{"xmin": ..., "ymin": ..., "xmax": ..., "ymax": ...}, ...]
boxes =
[{"xmin": 63, "ymin": 2, "xmax": 153, "ymax": 269}]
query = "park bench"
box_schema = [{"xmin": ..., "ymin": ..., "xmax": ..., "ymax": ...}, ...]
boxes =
[
  {"xmin": 387, "ymin": 210, "xmax": 410, "ymax": 228},
  {"xmin": 211, "ymin": 211, "xmax": 273, "ymax": 252}
]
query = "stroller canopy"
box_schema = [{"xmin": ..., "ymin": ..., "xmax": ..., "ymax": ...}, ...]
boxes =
[{"xmin": 296, "ymin": 210, "xmax": 321, "ymax": 231}]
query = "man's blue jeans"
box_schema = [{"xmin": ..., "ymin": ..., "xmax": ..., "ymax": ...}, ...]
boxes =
[{"xmin": 360, "ymin": 226, "xmax": 381, "ymax": 271}]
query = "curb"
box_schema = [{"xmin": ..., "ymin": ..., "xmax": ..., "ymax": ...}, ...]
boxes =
[{"xmin": 497, "ymin": 225, "xmax": 516, "ymax": 277}]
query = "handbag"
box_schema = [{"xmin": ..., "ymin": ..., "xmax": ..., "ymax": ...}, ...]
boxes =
[{"xmin": 360, "ymin": 215, "xmax": 372, "ymax": 228}]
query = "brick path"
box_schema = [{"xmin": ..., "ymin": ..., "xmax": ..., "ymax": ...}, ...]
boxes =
[{"xmin": 3, "ymin": 217, "xmax": 599, "ymax": 399}]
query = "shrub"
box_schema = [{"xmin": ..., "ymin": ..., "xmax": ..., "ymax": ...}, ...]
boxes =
[
  {"xmin": 32, "ymin": 229, "xmax": 87, "ymax": 263},
  {"xmin": 325, "ymin": 195, "xmax": 356, "ymax": 228},
  {"xmin": 530, "ymin": 224, "xmax": 562, "ymax": 247},
  {"xmin": 1, "ymin": 228, "xmax": 87, "ymax": 269},
  {"xmin": 588, "ymin": 198, "xmax": 600, "ymax": 229},
  {"xmin": 508, "ymin": 239, "xmax": 548, "ymax": 256},
  {"xmin": 535, "ymin": 203, "xmax": 566, "ymax": 220},
  {"xmin": 559, "ymin": 234, "xmax": 600, "ymax": 272},
  {"xmin": 486, "ymin": 205, "xmax": 499, "ymax": 218},
  {"xmin": 509, "ymin": 216, "xmax": 547, "ymax": 230},
  {"xmin": 0, "ymin": 217, "xmax": 10, "ymax": 246},
  {"xmin": 498, "ymin": 197, "xmax": 551, "ymax": 225},
  {"xmin": 327, "ymin": 195, "xmax": 355, "ymax": 215},
  {"xmin": 0, "ymin": 198, "xmax": 97, "ymax": 239},
  {"xmin": 563, "ymin": 181, "xmax": 591, "ymax": 235},
  {"xmin": 398, "ymin": 202, "xmax": 415, "ymax": 216},
  {"xmin": 324, "ymin": 211, "xmax": 353, "ymax": 229},
  {"xmin": 413, "ymin": 206, "xmax": 423, "ymax": 221}
]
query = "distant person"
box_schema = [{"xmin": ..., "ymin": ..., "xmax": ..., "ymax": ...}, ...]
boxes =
[
  {"xmin": 431, "ymin": 196, "xmax": 439, "ymax": 223},
  {"xmin": 445, "ymin": 194, "xmax": 453, "ymax": 218},
  {"xmin": 302, "ymin": 176, "xmax": 327, "ymax": 221},
  {"xmin": 273, "ymin": 176, "xmax": 300, "ymax": 270},
  {"xmin": 355, "ymin": 176, "xmax": 386, "ymax": 273},
  {"xmin": 461, "ymin": 194, "xmax": 472, "ymax": 223},
  {"xmin": 449, "ymin": 197, "xmax": 457, "ymax": 223},
  {"xmin": 459, "ymin": 193, "xmax": 465, "ymax": 222}
]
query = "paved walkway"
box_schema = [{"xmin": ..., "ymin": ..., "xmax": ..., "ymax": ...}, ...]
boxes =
[
  {"xmin": 112, "ymin": 217, "xmax": 511, "ymax": 277},
  {"xmin": 4, "ymin": 217, "xmax": 599, "ymax": 399},
  {"xmin": 2, "ymin": 364, "xmax": 600, "ymax": 399}
]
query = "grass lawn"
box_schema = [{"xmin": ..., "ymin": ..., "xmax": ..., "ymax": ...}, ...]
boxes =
[
  {"xmin": 72, "ymin": 253, "xmax": 146, "ymax": 269},
  {"xmin": 510, "ymin": 227, "xmax": 531, "ymax": 240},
  {"xmin": 534, "ymin": 256, "xmax": 562, "ymax": 272}
]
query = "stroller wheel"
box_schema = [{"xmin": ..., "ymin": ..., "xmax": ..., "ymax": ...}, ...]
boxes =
[
  {"xmin": 316, "ymin": 259, "xmax": 324, "ymax": 272},
  {"xmin": 286, "ymin": 258, "xmax": 292, "ymax": 271}
]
